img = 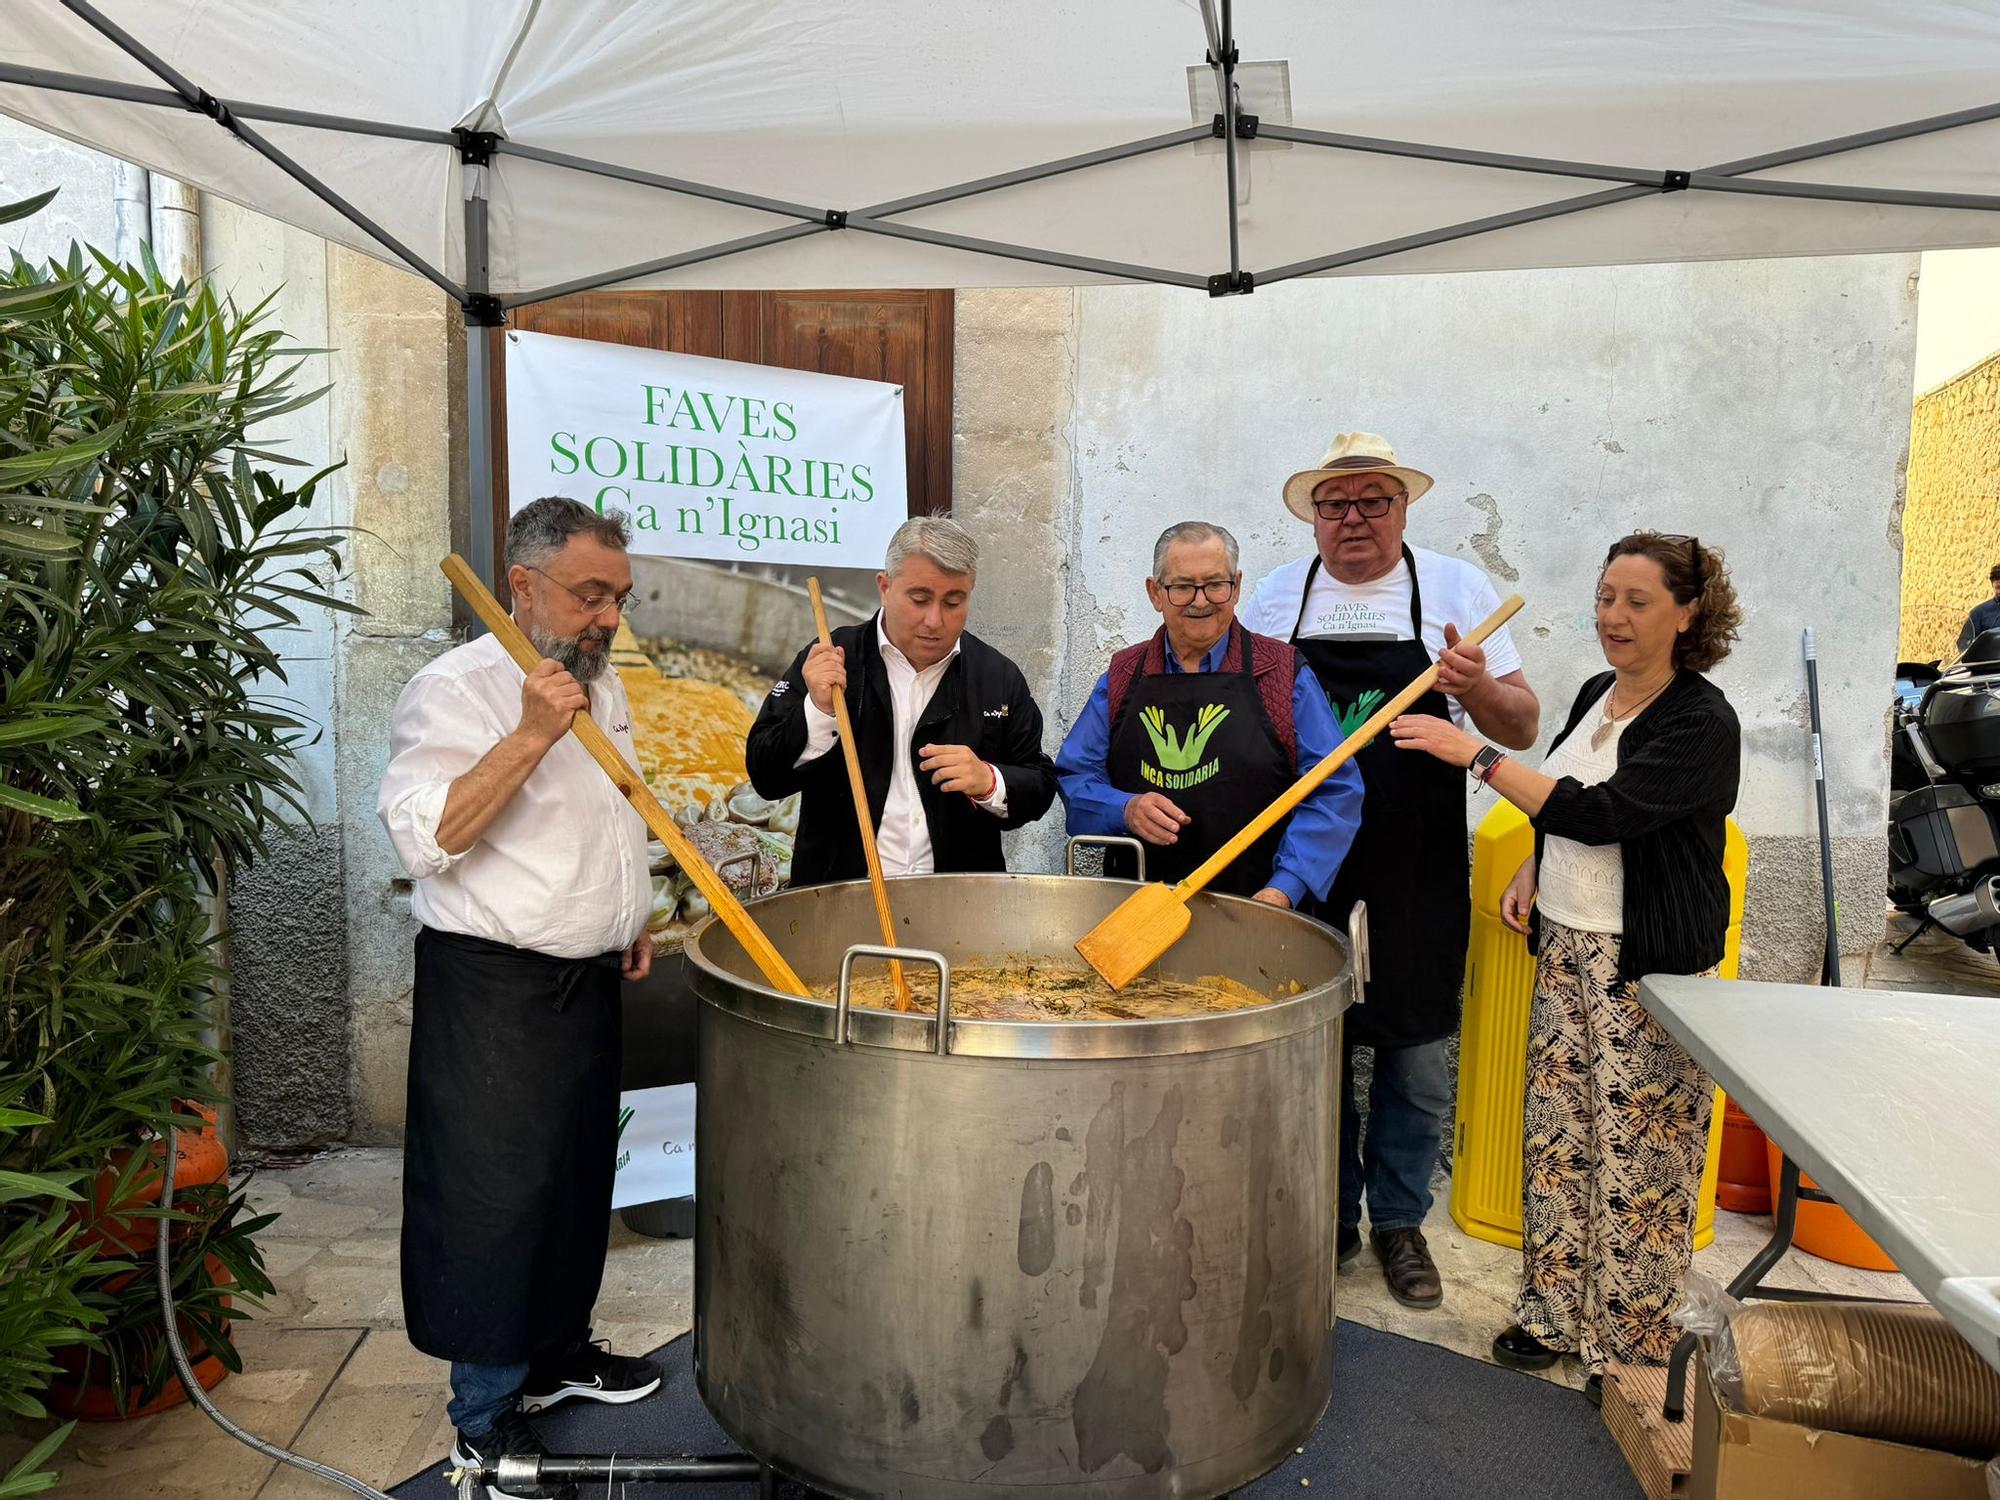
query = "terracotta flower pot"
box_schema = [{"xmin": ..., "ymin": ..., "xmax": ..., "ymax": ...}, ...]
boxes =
[
  {"xmin": 47, "ymin": 1253, "xmax": 237, "ymax": 1422},
  {"xmin": 79, "ymin": 1105, "xmax": 229, "ymax": 1255}
]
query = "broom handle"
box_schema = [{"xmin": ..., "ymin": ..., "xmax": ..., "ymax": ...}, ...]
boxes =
[
  {"xmin": 807, "ymin": 579, "xmax": 913, "ymax": 1011},
  {"xmin": 440, "ymin": 554, "xmax": 810, "ymax": 997},
  {"xmin": 1175, "ymin": 595, "xmax": 1526, "ymax": 899}
]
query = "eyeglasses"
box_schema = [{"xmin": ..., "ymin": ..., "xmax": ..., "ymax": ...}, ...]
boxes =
[
  {"xmin": 529, "ymin": 565, "xmax": 634, "ymax": 615},
  {"xmin": 1312, "ymin": 492, "xmax": 1404, "ymax": 521},
  {"xmin": 1651, "ymin": 534, "xmax": 1706, "ymax": 593},
  {"xmin": 1159, "ymin": 579, "xmax": 1239, "ymax": 606}
]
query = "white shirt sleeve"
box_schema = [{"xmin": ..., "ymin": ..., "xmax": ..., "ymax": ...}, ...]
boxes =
[
  {"xmin": 377, "ymin": 674, "xmax": 503, "ymax": 880},
  {"xmin": 792, "ymin": 695, "xmax": 840, "ymax": 768},
  {"xmin": 1238, "ymin": 568, "xmax": 1283, "ymax": 636},
  {"xmin": 1465, "ymin": 569, "xmax": 1525, "ymax": 678},
  {"xmin": 974, "ymin": 763, "xmax": 1009, "ymax": 818}
]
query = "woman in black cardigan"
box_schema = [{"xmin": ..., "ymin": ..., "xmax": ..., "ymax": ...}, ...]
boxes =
[{"xmin": 1390, "ymin": 532, "xmax": 1742, "ymax": 1402}]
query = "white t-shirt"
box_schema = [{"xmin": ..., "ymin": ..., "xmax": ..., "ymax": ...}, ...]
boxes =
[
  {"xmin": 1535, "ymin": 713, "xmax": 1627, "ymax": 934},
  {"xmin": 1240, "ymin": 546, "xmax": 1525, "ymax": 729}
]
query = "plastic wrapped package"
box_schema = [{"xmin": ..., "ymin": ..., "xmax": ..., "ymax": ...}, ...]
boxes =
[
  {"xmin": 1674, "ymin": 1275, "xmax": 2000, "ymax": 1458},
  {"xmin": 1673, "ymin": 1272, "xmax": 1750, "ymax": 1409}
]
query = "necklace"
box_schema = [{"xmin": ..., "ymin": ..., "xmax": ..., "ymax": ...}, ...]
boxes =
[{"xmin": 1591, "ymin": 674, "xmax": 1671, "ymax": 750}]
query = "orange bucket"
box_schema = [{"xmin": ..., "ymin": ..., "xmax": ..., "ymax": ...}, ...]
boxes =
[
  {"xmin": 1765, "ymin": 1140, "xmax": 1899, "ymax": 1273},
  {"xmin": 1715, "ymin": 1096, "xmax": 1771, "ymax": 1214}
]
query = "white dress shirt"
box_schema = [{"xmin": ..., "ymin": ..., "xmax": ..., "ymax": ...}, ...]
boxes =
[
  {"xmin": 377, "ymin": 632, "xmax": 651, "ymax": 958},
  {"xmin": 794, "ymin": 620, "xmax": 1008, "ymax": 876}
]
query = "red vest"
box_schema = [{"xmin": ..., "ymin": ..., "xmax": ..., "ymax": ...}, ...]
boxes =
[{"xmin": 1105, "ymin": 625, "xmax": 1300, "ymax": 766}]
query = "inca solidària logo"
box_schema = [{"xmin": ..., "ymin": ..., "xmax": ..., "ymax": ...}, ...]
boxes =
[{"xmin": 1139, "ymin": 703, "xmax": 1228, "ymax": 790}]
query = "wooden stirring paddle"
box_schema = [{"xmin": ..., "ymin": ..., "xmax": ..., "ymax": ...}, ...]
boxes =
[
  {"xmin": 1076, "ymin": 594, "xmax": 1526, "ymax": 990},
  {"xmin": 440, "ymin": 553, "xmax": 809, "ymax": 997},
  {"xmin": 807, "ymin": 578, "xmax": 914, "ymax": 1011}
]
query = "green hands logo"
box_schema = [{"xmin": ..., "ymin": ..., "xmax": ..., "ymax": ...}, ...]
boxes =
[
  {"xmin": 1139, "ymin": 704, "xmax": 1228, "ymax": 791},
  {"xmin": 1333, "ymin": 687, "xmax": 1385, "ymax": 736},
  {"xmin": 1141, "ymin": 703, "xmax": 1229, "ymax": 769},
  {"xmin": 615, "ymin": 1104, "xmax": 636, "ymax": 1173}
]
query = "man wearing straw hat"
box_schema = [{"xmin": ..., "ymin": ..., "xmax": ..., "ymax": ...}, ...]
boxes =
[{"xmin": 1243, "ymin": 434, "xmax": 1540, "ymax": 1311}]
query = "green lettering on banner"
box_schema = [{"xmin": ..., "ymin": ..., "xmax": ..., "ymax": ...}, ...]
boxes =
[
  {"xmin": 771, "ymin": 401, "xmax": 798, "ymax": 441},
  {"xmin": 852, "ymin": 463, "xmax": 874, "ymax": 502},
  {"xmin": 595, "ymin": 484, "xmax": 631, "ymax": 514},
  {"xmin": 549, "ymin": 431, "xmax": 580, "ymax": 476},
  {"xmin": 640, "ymin": 385, "xmax": 673, "ymax": 426},
  {"xmin": 728, "ymin": 451, "xmax": 767, "ymax": 494},
  {"xmin": 677, "ymin": 505, "xmax": 703, "ymax": 535},
  {"xmin": 584, "ymin": 435, "xmax": 628, "ymax": 479}
]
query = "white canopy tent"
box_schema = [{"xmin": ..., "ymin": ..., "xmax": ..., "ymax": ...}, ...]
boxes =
[{"xmin": 7, "ymin": 0, "xmax": 2000, "ymax": 580}]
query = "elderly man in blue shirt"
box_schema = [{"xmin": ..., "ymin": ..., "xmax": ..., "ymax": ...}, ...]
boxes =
[{"xmin": 1056, "ymin": 521, "xmax": 1363, "ymax": 908}]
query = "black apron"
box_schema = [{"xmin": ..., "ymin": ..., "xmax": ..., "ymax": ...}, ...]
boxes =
[
  {"xmin": 1104, "ymin": 623, "xmax": 1296, "ymax": 897},
  {"xmin": 1290, "ymin": 547, "xmax": 1469, "ymax": 1047},
  {"xmin": 402, "ymin": 927, "xmax": 623, "ymax": 1365}
]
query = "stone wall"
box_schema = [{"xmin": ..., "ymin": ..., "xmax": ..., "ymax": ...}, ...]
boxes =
[
  {"xmin": 957, "ymin": 256, "xmax": 1920, "ymax": 984},
  {"xmin": 1900, "ymin": 352, "xmax": 2000, "ymax": 664}
]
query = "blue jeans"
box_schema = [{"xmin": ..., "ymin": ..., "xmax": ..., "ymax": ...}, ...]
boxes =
[
  {"xmin": 1339, "ymin": 1037, "xmax": 1453, "ymax": 1233},
  {"xmin": 448, "ymin": 1360, "xmax": 530, "ymax": 1437}
]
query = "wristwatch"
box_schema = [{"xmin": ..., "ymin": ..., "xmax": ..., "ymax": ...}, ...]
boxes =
[{"xmin": 1468, "ymin": 744, "xmax": 1505, "ymax": 784}]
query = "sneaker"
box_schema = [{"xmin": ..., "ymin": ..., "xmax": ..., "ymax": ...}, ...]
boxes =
[
  {"xmin": 1371, "ymin": 1226, "xmax": 1443, "ymax": 1309},
  {"xmin": 1337, "ymin": 1223, "xmax": 1363, "ymax": 1268},
  {"xmin": 450, "ymin": 1408, "xmax": 570, "ymax": 1500},
  {"xmin": 520, "ymin": 1336, "xmax": 663, "ymax": 1415}
]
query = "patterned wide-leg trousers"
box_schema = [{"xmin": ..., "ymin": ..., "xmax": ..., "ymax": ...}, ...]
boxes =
[{"xmin": 1514, "ymin": 918, "xmax": 1716, "ymax": 1372}]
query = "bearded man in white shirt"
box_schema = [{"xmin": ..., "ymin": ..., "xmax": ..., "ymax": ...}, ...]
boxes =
[
  {"xmin": 378, "ymin": 496, "xmax": 663, "ymax": 1498},
  {"xmin": 745, "ymin": 515, "xmax": 1057, "ymax": 886}
]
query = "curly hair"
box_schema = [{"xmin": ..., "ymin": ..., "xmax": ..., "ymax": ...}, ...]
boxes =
[{"xmin": 1602, "ymin": 532, "xmax": 1741, "ymax": 672}]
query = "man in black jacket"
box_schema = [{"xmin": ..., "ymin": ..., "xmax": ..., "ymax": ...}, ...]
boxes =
[{"xmin": 746, "ymin": 516, "xmax": 1057, "ymax": 886}]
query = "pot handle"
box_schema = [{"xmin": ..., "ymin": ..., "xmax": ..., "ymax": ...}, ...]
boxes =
[
  {"xmin": 836, "ymin": 944, "xmax": 955, "ymax": 1055},
  {"xmin": 1347, "ymin": 901, "xmax": 1371, "ymax": 1005},
  {"xmin": 1064, "ymin": 834, "xmax": 1146, "ymax": 882}
]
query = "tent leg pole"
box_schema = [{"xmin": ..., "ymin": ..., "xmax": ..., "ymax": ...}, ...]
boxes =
[
  {"xmin": 462, "ymin": 163, "xmax": 499, "ymax": 630},
  {"xmin": 465, "ymin": 325, "xmax": 496, "ymax": 622}
]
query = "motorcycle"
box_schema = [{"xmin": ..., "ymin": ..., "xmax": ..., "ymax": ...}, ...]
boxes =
[{"xmin": 1887, "ymin": 628, "xmax": 2000, "ymax": 954}]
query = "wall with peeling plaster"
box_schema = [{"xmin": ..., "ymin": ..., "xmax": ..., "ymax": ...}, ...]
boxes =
[{"xmin": 958, "ymin": 256, "xmax": 1918, "ymax": 984}]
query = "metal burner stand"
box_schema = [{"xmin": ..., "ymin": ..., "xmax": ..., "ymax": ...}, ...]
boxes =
[{"xmin": 455, "ymin": 1453, "xmax": 775, "ymax": 1495}]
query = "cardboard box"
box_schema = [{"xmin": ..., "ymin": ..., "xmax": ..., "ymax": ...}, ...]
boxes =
[{"xmin": 1690, "ymin": 1348, "xmax": 1991, "ymax": 1500}]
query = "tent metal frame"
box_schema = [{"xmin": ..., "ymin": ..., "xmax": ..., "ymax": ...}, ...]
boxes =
[{"xmin": 10, "ymin": 0, "xmax": 2000, "ymax": 582}]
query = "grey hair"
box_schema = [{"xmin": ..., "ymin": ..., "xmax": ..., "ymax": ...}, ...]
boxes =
[
  {"xmin": 884, "ymin": 514, "xmax": 979, "ymax": 580},
  {"xmin": 1152, "ymin": 521, "xmax": 1239, "ymax": 579},
  {"xmin": 506, "ymin": 495, "xmax": 632, "ymax": 571}
]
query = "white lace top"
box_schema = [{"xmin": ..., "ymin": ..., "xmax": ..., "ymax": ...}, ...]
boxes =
[{"xmin": 1535, "ymin": 714, "xmax": 1628, "ymax": 934}]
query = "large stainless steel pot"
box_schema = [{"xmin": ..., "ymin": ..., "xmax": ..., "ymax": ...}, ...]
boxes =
[{"xmin": 685, "ymin": 866, "xmax": 1359, "ymax": 1499}]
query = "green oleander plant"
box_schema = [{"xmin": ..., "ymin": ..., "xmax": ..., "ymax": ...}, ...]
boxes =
[{"xmin": 0, "ymin": 187, "xmax": 346, "ymax": 1479}]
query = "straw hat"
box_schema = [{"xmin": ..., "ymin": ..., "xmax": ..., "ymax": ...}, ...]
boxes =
[{"xmin": 1282, "ymin": 432, "xmax": 1434, "ymax": 522}]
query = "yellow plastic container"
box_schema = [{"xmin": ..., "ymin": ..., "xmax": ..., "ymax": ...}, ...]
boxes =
[{"xmin": 1449, "ymin": 800, "xmax": 1749, "ymax": 1251}]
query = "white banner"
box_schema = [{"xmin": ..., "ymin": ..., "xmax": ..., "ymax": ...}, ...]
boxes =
[
  {"xmin": 612, "ymin": 1083, "xmax": 696, "ymax": 1209},
  {"xmin": 505, "ymin": 329, "xmax": 908, "ymax": 568}
]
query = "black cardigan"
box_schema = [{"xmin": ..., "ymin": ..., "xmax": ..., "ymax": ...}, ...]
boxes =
[
  {"xmin": 1529, "ymin": 668, "xmax": 1741, "ymax": 981},
  {"xmin": 745, "ymin": 618, "xmax": 1058, "ymax": 888}
]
